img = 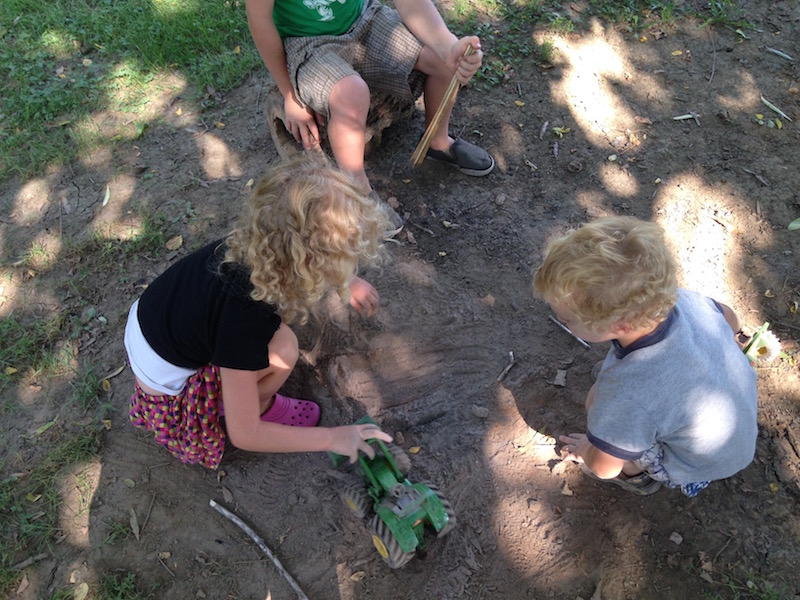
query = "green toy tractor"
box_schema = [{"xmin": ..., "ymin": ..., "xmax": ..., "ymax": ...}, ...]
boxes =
[{"xmin": 330, "ymin": 417, "xmax": 457, "ymax": 569}]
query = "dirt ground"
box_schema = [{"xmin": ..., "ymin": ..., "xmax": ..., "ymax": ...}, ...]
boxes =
[{"xmin": 3, "ymin": 1, "xmax": 800, "ymax": 598}]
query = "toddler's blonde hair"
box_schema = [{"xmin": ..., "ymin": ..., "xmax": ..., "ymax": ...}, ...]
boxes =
[
  {"xmin": 224, "ymin": 155, "xmax": 388, "ymax": 324},
  {"xmin": 533, "ymin": 216, "xmax": 677, "ymax": 331}
]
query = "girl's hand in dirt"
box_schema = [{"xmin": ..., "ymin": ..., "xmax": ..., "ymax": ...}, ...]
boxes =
[
  {"xmin": 559, "ymin": 432, "xmax": 591, "ymax": 463},
  {"xmin": 448, "ymin": 37, "xmax": 483, "ymax": 85},
  {"xmin": 330, "ymin": 424, "xmax": 392, "ymax": 463},
  {"xmin": 283, "ymin": 90, "xmax": 322, "ymax": 150},
  {"xmin": 348, "ymin": 276, "xmax": 379, "ymax": 318}
]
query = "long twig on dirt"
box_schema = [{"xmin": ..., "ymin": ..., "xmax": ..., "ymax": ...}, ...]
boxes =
[
  {"xmin": 12, "ymin": 553, "xmax": 49, "ymax": 571},
  {"xmin": 209, "ymin": 499, "xmax": 309, "ymax": 600},
  {"xmin": 496, "ymin": 351, "xmax": 517, "ymax": 382},
  {"xmin": 713, "ymin": 534, "xmax": 734, "ymax": 563},
  {"xmin": 157, "ymin": 555, "xmax": 175, "ymax": 577},
  {"xmin": 140, "ymin": 491, "xmax": 156, "ymax": 535},
  {"xmin": 741, "ymin": 167, "xmax": 770, "ymax": 187},
  {"xmin": 706, "ymin": 30, "xmax": 717, "ymax": 84},
  {"xmin": 549, "ymin": 315, "xmax": 590, "ymax": 349}
]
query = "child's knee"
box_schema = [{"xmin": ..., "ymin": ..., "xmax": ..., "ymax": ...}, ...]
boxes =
[{"xmin": 329, "ymin": 75, "xmax": 370, "ymax": 113}]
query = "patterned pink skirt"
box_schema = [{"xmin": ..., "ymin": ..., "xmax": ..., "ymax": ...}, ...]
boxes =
[{"xmin": 129, "ymin": 365, "xmax": 226, "ymax": 469}]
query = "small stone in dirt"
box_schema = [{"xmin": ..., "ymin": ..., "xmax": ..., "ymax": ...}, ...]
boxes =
[
  {"xmin": 471, "ymin": 405, "xmax": 490, "ymax": 419},
  {"xmin": 567, "ymin": 160, "xmax": 583, "ymax": 173},
  {"xmin": 669, "ymin": 531, "xmax": 683, "ymax": 545},
  {"xmin": 394, "ymin": 431, "xmax": 405, "ymax": 445},
  {"xmin": 495, "ymin": 193, "xmax": 506, "ymax": 206},
  {"xmin": 554, "ymin": 369, "xmax": 567, "ymax": 387},
  {"xmin": 287, "ymin": 492, "xmax": 299, "ymax": 506}
]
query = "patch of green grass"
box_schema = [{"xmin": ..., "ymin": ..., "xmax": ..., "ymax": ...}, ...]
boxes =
[
  {"xmin": 545, "ymin": 13, "xmax": 575, "ymax": 34},
  {"xmin": 704, "ymin": 570, "xmax": 790, "ymax": 599},
  {"xmin": 0, "ymin": 312, "xmax": 64, "ymax": 383},
  {"xmin": 695, "ymin": 0, "xmax": 751, "ymax": 29},
  {"xmin": 538, "ymin": 40, "xmax": 556, "ymax": 65},
  {"xmin": 103, "ymin": 521, "xmax": 131, "ymax": 546},
  {"xmin": 100, "ymin": 572, "xmax": 152, "ymax": 599},
  {"xmin": 0, "ymin": 0, "xmax": 261, "ymax": 182},
  {"xmin": 69, "ymin": 366, "xmax": 105, "ymax": 411},
  {"xmin": 0, "ymin": 428, "xmax": 102, "ymax": 596},
  {"xmin": 82, "ymin": 209, "xmax": 172, "ymax": 268}
]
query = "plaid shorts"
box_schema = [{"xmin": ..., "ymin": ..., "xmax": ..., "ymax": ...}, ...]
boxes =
[
  {"xmin": 284, "ymin": 0, "xmax": 425, "ymax": 117},
  {"xmin": 129, "ymin": 365, "xmax": 226, "ymax": 470}
]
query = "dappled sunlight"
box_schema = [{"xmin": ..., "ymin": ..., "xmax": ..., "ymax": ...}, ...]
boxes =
[
  {"xmin": 11, "ymin": 177, "xmax": 51, "ymax": 227},
  {"xmin": 89, "ymin": 174, "xmax": 138, "ymax": 231},
  {"xmin": 653, "ymin": 174, "xmax": 762, "ymax": 301},
  {"xmin": 150, "ymin": 0, "xmax": 201, "ymax": 17},
  {"xmin": 395, "ymin": 256, "xmax": 437, "ymax": 288},
  {"xmin": 575, "ymin": 189, "xmax": 609, "ymax": 213},
  {"xmin": 549, "ymin": 20, "xmax": 645, "ymax": 143},
  {"xmin": 197, "ymin": 133, "xmax": 243, "ymax": 180},
  {"xmin": 717, "ymin": 70, "xmax": 762, "ymax": 112},
  {"xmin": 498, "ymin": 122, "xmax": 526, "ymax": 161},
  {"xmin": 79, "ymin": 146, "xmax": 114, "ymax": 170},
  {"xmin": 25, "ymin": 231, "xmax": 64, "ymax": 272},
  {"xmin": 57, "ymin": 461, "xmax": 102, "ymax": 548},
  {"xmin": 0, "ymin": 272, "xmax": 19, "ymax": 318},
  {"xmin": 597, "ymin": 162, "xmax": 639, "ymax": 198}
]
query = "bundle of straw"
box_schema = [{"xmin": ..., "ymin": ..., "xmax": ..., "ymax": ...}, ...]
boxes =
[{"xmin": 410, "ymin": 45, "xmax": 476, "ymax": 166}]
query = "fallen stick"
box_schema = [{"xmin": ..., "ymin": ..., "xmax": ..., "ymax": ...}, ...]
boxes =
[
  {"xmin": 549, "ymin": 315, "xmax": 590, "ymax": 349},
  {"xmin": 410, "ymin": 45, "xmax": 476, "ymax": 166},
  {"xmin": 209, "ymin": 499, "xmax": 309, "ymax": 600},
  {"xmin": 496, "ymin": 351, "xmax": 517, "ymax": 382}
]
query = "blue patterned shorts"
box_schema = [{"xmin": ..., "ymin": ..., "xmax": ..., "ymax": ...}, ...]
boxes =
[{"xmin": 635, "ymin": 445, "xmax": 710, "ymax": 498}]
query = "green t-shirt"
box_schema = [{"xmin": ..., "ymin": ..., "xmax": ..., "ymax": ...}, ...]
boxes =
[{"xmin": 273, "ymin": 0, "xmax": 364, "ymax": 39}]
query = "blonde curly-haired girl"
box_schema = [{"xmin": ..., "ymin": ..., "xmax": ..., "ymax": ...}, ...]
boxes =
[{"xmin": 124, "ymin": 155, "xmax": 391, "ymax": 469}]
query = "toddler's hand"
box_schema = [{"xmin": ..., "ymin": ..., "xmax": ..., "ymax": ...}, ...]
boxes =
[
  {"xmin": 283, "ymin": 91, "xmax": 321, "ymax": 150},
  {"xmin": 348, "ymin": 276, "xmax": 379, "ymax": 318},
  {"xmin": 449, "ymin": 37, "xmax": 483, "ymax": 85},
  {"xmin": 559, "ymin": 432, "xmax": 590, "ymax": 463},
  {"xmin": 330, "ymin": 423, "xmax": 392, "ymax": 463}
]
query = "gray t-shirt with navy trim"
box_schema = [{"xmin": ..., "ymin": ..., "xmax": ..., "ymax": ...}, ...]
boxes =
[{"xmin": 587, "ymin": 289, "xmax": 758, "ymax": 485}]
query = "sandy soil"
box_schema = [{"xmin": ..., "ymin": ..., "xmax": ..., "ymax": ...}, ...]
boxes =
[{"xmin": 2, "ymin": 1, "xmax": 800, "ymax": 598}]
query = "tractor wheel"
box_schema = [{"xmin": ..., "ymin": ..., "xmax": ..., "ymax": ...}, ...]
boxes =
[
  {"xmin": 369, "ymin": 515, "xmax": 415, "ymax": 569},
  {"xmin": 423, "ymin": 481, "xmax": 458, "ymax": 537},
  {"xmin": 341, "ymin": 483, "xmax": 372, "ymax": 519},
  {"xmin": 386, "ymin": 444, "xmax": 411, "ymax": 476}
]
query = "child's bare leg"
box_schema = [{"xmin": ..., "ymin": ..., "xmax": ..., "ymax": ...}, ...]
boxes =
[
  {"xmin": 256, "ymin": 324, "xmax": 299, "ymax": 414},
  {"xmin": 414, "ymin": 46, "xmax": 457, "ymax": 152},
  {"xmin": 622, "ymin": 462, "xmax": 644, "ymax": 476},
  {"xmin": 327, "ymin": 74, "xmax": 371, "ymax": 191}
]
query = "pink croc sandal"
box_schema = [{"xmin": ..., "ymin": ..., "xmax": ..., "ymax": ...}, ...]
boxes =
[{"xmin": 260, "ymin": 393, "xmax": 321, "ymax": 427}]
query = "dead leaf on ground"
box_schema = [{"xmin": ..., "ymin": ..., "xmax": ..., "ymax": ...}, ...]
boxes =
[
  {"xmin": 166, "ymin": 235, "xmax": 183, "ymax": 251},
  {"xmin": 130, "ymin": 508, "xmax": 140, "ymax": 540}
]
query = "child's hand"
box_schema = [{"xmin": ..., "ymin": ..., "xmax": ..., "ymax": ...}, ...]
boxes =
[
  {"xmin": 330, "ymin": 423, "xmax": 392, "ymax": 463},
  {"xmin": 559, "ymin": 432, "xmax": 590, "ymax": 463},
  {"xmin": 348, "ymin": 276, "xmax": 379, "ymax": 318},
  {"xmin": 449, "ymin": 37, "xmax": 483, "ymax": 85},
  {"xmin": 283, "ymin": 90, "xmax": 322, "ymax": 150}
]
